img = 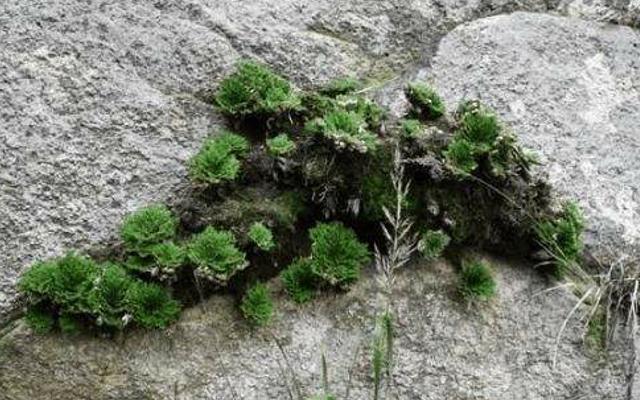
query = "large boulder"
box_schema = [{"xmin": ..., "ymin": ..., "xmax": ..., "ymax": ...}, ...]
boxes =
[
  {"xmin": 0, "ymin": 257, "xmax": 627, "ymax": 399},
  {"xmin": 429, "ymin": 11, "xmax": 640, "ymax": 264},
  {"xmin": 0, "ymin": 0, "xmax": 557, "ymax": 324}
]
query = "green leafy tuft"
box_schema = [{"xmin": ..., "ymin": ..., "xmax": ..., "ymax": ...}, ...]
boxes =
[
  {"xmin": 214, "ymin": 61, "xmax": 300, "ymax": 117},
  {"xmin": 187, "ymin": 226, "xmax": 248, "ymax": 282},
  {"xmin": 309, "ymin": 222, "xmax": 370, "ymax": 287},
  {"xmin": 266, "ymin": 134, "xmax": 296, "ymax": 157},
  {"xmin": 240, "ymin": 282, "xmax": 274, "ymax": 327},
  {"xmin": 189, "ymin": 132, "xmax": 249, "ymax": 185},
  {"xmin": 405, "ymin": 83, "xmax": 445, "ymax": 120},
  {"xmin": 418, "ymin": 229, "xmax": 450, "ymax": 259},
  {"xmin": 125, "ymin": 281, "xmax": 181, "ymax": 329},
  {"xmin": 281, "ymin": 258, "xmax": 317, "ymax": 304},
  {"xmin": 458, "ymin": 260, "xmax": 497, "ymax": 301},
  {"xmin": 121, "ymin": 205, "xmax": 177, "ymax": 255},
  {"xmin": 248, "ymin": 222, "xmax": 275, "ymax": 251}
]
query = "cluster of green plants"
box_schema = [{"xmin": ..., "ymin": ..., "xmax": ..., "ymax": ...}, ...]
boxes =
[
  {"xmin": 20, "ymin": 253, "xmax": 180, "ymax": 333},
  {"xmin": 458, "ymin": 259, "xmax": 497, "ymax": 301},
  {"xmin": 535, "ymin": 201, "xmax": 584, "ymax": 276},
  {"xmin": 281, "ymin": 222, "xmax": 370, "ymax": 303},
  {"xmin": 18, "ymin": 60, "xmax": 582, "ymax": 335},
  {"xmin": 443, "ymin": 101, "xmax": 535, "ymax": 178}
]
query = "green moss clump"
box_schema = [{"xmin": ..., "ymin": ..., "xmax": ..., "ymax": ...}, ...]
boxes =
[
  {"xmin": 125, "ymin": 281, "xmax": 181, "ymax": 329},
  {"xmin": 266, "ymin": 134, "xmax": 296, "ymax": 157},
  {"xmin": 148, "ymin": 242, "xmax": 186, "ymax": 275},
  {"xmin": 248, "ymin": 222, "xmax": 275, "ymax": 251},
  {"xmin": 240, "ymin": 282, "xmax": 274, "ymax": 327},
  {"xmin": 458, "ymin": 107, "xmax": 501, "ymax": 152},
  {"xmin": 187, "ymin": 226, "xmax": 248, "ymax": 283},
  {"xmin": 24, "ymin": 307, "xmax": 55, "ymax": 334},
  {"xmin": 458, "ymin": 260, "xmax": 497, "ymax": 301},
  {"xmin": 418, "ymin": 229, "xmax": 450, "ymax": 259},
  {"xmin": 88, "ymin": 263, "xmax": 134, "ymax": 329},
  {"xmin": 189, "ymin": 132, "xmax": 249, "ymax": 185},
  {"xmin": 308, "ymin": 109, "xmax": 379, "ymax": 153},
  {"xmin": 214, "ymin": 61, "xmax": 300, "ymax": 117},
  {"xmin": 121, "ymin": 205, "xmax": 177, "ymax": 255},
  {"xmin": 19, "ymin": 253, "xmax": 98, "ymax": 312},
  {"xmin": 444, "ymin": 138, "xmax": 478, "ymax": 175},
  {"xmin": 401, "ymin": 118, "xmax": 422, "ymax": 137},
  {"xmin": 405, "ymin": 83, "xmax": 445, "ymax": 120},
  {"xmin": 309, "ymin": 222, "xmax": 370, "ymax": 287},
  {"xmin": 281, "ymin": 258, "xmax": 317, "ymax": 304},
  {"xmin": 535, "ymin": 202, "xmax": 584, "ymax": 276}
]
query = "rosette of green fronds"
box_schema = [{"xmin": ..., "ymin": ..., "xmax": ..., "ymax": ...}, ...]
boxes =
[
  {"xmin": 189, "ymin": 132, "xmax": 249, "ymax": 185},
  {"xmin": 214, "ymin": 61, "xmax": 300, "ymax": 117},
  {"xmin": 187, "ymin": 226, "xmax": 248, "ymax": 282},
  {"xmin": 125, "ymin": 281, "xmax": 181, "ymax": 329},
  {"xmin": 309, "ymin": 222, "xmax": 370, "ymax": 287},
  {"xmin": 266, "ymin": 133, "xmax": 296, "ymax": 157},
  {"xmin": 24, "ymin": 307, "xmax": 55, "ymax": 334},
  {"xmin": 401, "ymin": 118, "xmax": 422, "ymax": 137},
  {"xmin": 418, "ymin": 229, "xmax": 451, "ymax": 260},
  {"xmin": 310, "ymin": 110, "xmax": 379, "ymax": 153},
  {"xmin": 19, "ymin": 252, "xmax": 98, "ymax": 313},
  {"xmin": 444, "ymin": 138, "xmax": 478, "ymax": 175},
  {"xmin": 121, "ymin": 205, "xmax": 177, "ymax": 255},
  {"xmin": 248, "ymin": 222, "xmax": 275, "ymax": 251},
  {"xmin": 405, "ymin": 83, "xmax": 445, "ymax": 120},
  {"xmin": 535, "ymin": 202, "xmax": 584, "ymax": 277},
  {"xmin": 458, "ymin": 260, "xmax": 497, "ymax": 301},
  {"xmin": 88, "ymin": 263, "xmax": 134, "ymax": 329},
  {"xmin": 149, "ymin": 242, "xmax": 186, "ymax": 277},
  {"xmin": 458, "ymin": 106, "xmax": 501, "ymax": 153},
  {"xmin": 240, "ymin": 282, "xmax": 274, "ymax": 327},
  {"xmin": 281, "ymin": 257, "xmax": 317, "ymax": 304}
]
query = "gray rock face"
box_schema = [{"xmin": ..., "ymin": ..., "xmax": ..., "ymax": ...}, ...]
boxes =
[
  {"xmin": 0, "ymin": 0, "xmax": 556, "ymax": 324},
  {"xmin": 429, "ymin": 12, "xmax": 640, "ymax": 264},
  {"xmin": 558, "ymin": 0, "xmax": 640, "ymax": 26},
  {"xmin": 0, "ymin": 258, "xmax": 627, "ymax": 399}
]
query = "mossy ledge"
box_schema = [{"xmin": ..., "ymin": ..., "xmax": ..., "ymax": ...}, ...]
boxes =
[{"xmin": 16, "ymin": 60, "xmax": 583, "ymax": 334}]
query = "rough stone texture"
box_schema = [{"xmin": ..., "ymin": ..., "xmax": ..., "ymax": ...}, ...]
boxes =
[
  {"xmin": 558, "ymin": 0, "xmax": 640, "ymax": 27},
  {"xmin": 428, "ymin": 12, "xmax": 640, "ymax": 264},
  {"xmin": 0, "ymin": 0, "xmax": 558, "ymax": 325},
  {"xmin": 0, "ymin": 257, "xmax": 627, "ymax": 399}
]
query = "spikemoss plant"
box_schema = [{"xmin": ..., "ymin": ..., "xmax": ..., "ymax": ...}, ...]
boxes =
[
  {"xmin": 24, "ymin": 307, "xmax": 55, "ymax": 334},
  {"xmin": 405, "ymin": 83, "xmax": 445, "ymax": 120},
  {"xmin": 248, "ymin": 222, "xmax": 275, "ymax": 251},
  {"xmin": 189, "ymin": 132, "xmax": 249, "ymax": 185},
  {"xmin": 401, "ymin": 118, "xmax": 422, "ymax": 137},
  {"xmin": 88, "ymin": 263, "xmax": 133, "ymax": 329},
  {"xmin": 19, "ymin": 252, "xmax": 98, "ymax": 313},
  {"xmin": 418, "ymin": 229, "xmax": 450, "ymax": 259},
  {"xmin": 458, "ymin": 260, "xmax": 497, "ymax": 301},
  {"xmin": 266, "ymin": 134, "xmax": 296, "ymax": 157},
  {"xmin": 187, "ymin": 226, "xmax": 248, "ymax": 282},
  {"xmin": 444, "ymin": 138, "xmax": 478, "ymax": 175},
  {"xmin": 240, "ymin": 282, "xmax": 274, "ymax": 327},
  {"xmin": 309, "ymin": 222, "xmax": 370, "ymax": 287},
  {"xmin": 309, "ymin": 109, "xmax": 379, "ymax": 153},
  {"xmin": 214, "ymin": 61, "xmax": 300, "ymax": 117},
  {"xmin": 121, "ymin": 205, "xmax": 177, "ymax": 255},
  {"xmin": 535, "ymin": 202, "xmax": 584, "ymax": 276},
  {"xmin": 281, "ymin": 258, "xmax": 317, "ymax": 304},
  {"xmin": 125, "ymin": 281, "xmax": 181, "ymax": 329}
]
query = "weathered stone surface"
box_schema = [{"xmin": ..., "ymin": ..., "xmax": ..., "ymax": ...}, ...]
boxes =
[
  {"xmin": 0, "ymin": 0, "xmax": 557, "ymax": 324},
  {"xmin": 0, "ymin": 258, "xmax": 627, "ymax": 399},
  {"xmin": 429, "ymin": 12, "xmax": 640, "ymax": 264},
  {"xmin": 557, "ymin": 0, "xmax": 640, "ymax": 27}
]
